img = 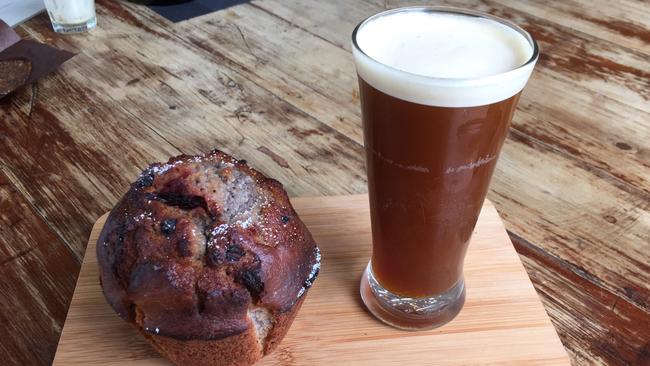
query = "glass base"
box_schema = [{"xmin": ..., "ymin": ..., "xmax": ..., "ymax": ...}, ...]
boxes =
[
  {"xmin": 50, "ymin": 16, "xmax": 96, "ymax": 34},
  {"xmin": 360, "ymin": 262, "xmax": 465, "ymax": 330}
]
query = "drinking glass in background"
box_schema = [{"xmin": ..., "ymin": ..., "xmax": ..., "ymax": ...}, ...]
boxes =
[
  {"xmin": 44, "ymin": 0, "xmax": 96, "ymax": 33},
  {"xmin": 353, "ymin": 6, "xmax": 538, "ymax": 330}
]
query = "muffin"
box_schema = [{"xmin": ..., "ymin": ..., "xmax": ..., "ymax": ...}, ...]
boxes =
[{"xmin": 97, "ymin": 150, "xmax": 320, "ymax": 366}]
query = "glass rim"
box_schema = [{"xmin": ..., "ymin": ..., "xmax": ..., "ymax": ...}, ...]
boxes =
[{"xmin": 351, "ymin": 6, "xmax": 540, "ymax": 85}]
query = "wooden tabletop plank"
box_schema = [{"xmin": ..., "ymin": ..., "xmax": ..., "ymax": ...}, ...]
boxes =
[
  {"xmin": 128, "ymin": 1, "xmax": 365, "ymax": 146},
  {"xmin": 1, "ymin": 0, "xmax": 648, "ymax": 365},
  {"xmin": 20, "ymin": 3, "xmax": 367, "ymax": 198},
  {"xmin": 493, "ymin": 0, "xmax": 650, "ymax": 55},
  {"xmin": 0, "ymin": 71, "xmax": 181, "ymax": 258},
  {"xmin": 495, "ymin": 132, "xmax": 649, "ymax": 292},
  {"xmin": 479, "ymin": 2, "xmax": 650, "ymax": 113},
  {"xmin": 512, "ymin": 75, "xmax": 650, "ymax": 193},
  {"xmin": 513, "ymin": 236, "xmax": 650, "ymax": 365},
  {"xmin": 0, "ymin": 171, "xmax": 78, "ymax": 366}
]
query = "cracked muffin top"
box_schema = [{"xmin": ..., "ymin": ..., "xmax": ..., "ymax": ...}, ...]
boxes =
[{"xmin": 97, "ymin": 150, "xmax": 320, "ymax": 340}]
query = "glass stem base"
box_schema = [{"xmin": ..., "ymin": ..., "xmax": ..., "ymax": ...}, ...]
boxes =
[
  {"xmin": 360, "ymin": 262, "xmax": 465, "ymax": 330},
  {"xmin": 49, "ymin": 16, "xmax": 96, "ymax": 34}
]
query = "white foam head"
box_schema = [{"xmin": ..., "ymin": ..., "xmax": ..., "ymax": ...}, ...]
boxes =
[{"xmin": 352, "ymin": 7, "xmax": 538, "ymax": 107}]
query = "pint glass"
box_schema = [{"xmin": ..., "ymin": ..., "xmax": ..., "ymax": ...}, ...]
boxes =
[{"xmin": 353, "ymin": 6, "xmax": 538, "ymax": 329}]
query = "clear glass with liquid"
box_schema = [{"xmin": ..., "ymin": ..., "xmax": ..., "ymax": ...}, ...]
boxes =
[
  {"xmin": 44, "ymin": 0, "xmax": 96, "ymax": 33},
  {"xmin": 352, "ymin": 6, "xmax": 538, "ymax": 330}
]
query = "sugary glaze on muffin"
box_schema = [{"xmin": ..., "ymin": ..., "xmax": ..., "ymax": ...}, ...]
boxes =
[{"xmin": 97, "ymin": 150, "xmax": 320, "ymax": 346}]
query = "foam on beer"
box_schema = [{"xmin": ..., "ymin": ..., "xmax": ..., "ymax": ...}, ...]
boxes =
[{"xmin": 353, "ymin": 9, "xmax": 537, "ymax": 107}]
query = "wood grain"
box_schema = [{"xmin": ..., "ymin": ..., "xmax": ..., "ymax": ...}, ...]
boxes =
[
  {"xmin": 53, "ymin": 195, "xmax": 569, "ymax": 365},
  {"xmin": 492, "ymin": 0, "xmax": 650, "ymax": 55},
  {"xmin": 1, "ymin": 0, "xmax": 648, "ymax": 365},
  {"xmin": 0, "ymin": 44, "xmax": 181, "ymax": 259},
  {"xmin": 0, "ymin": 171, "xmax": 78, "ymax": 366},
  {"xmin": 512, "ymin": 235, "xmax": 650, "ymax": 366}
]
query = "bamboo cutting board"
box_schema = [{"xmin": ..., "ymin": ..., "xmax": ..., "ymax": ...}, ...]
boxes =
[{"xmin": 53, "ymin": 195, "xmax": 569, "ymax": 365}]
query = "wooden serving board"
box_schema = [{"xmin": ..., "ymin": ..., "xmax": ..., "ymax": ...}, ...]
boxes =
[{"xmin": 54, "ymin": 195, "xmax": 569, "ymax": 365}]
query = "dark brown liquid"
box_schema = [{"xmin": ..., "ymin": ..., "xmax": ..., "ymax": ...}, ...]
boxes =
[{"xmin": 360, "ymin": 78, "xmax": 520, "ymax": 298}]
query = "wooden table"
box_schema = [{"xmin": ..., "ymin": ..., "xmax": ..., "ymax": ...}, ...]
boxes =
[{"xmin": 0, "ymin": 0, "xmax": 648, "ymax": 365}]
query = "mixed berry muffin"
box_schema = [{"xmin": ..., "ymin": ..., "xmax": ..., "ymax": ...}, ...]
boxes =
[{"xmin": 97, "ymin": 150, "xmax": 320, "ymax": 366}]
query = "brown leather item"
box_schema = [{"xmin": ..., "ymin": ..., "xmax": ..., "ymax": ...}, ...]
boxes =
[
  {"xmin": 0, "ymin": 20, "xmax": 74, "ymax": 99},
  {"xmin": 97, "ymin": 150, "xmax": 320, "ymax": 366},
  {"xmin": 0, "ymin": 59, "xmax": 31, "ymax": 97}
]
